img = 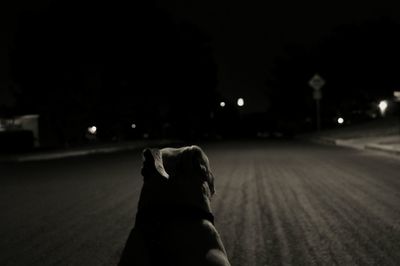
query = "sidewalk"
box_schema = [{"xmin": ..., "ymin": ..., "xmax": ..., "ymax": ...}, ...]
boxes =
[
  {"xmin": 306, "ymin": 117, "xmax": 400, "ymax": 155},
  {"xmin": 315, "ymin": 135, "xmax": 400, "ymax": 155},
  {"xmin": 0, "ymin": 139, "xmax": 177, "ymax": 163}
]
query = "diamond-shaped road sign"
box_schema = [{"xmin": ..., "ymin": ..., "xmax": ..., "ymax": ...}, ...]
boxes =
[{"xmin": 309, "ymin": 74, "xmax": 325, "ymax": 91}]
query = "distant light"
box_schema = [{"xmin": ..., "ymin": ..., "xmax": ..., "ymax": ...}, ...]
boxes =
[
  {"xmin": 378, "ymin": 100, "xmax": 388, "ymax": 116},
  {"xmin": 220, "ymin": 101, "xmax": 226, "ymax": 107},
  {"xmin": 131, "ymin": 123, "xmax": 136, "ymax": 129},
  {"xmin": 88, "ymin": 126, "xmax": 97, "ymax": 135},
  {"xmin": 237, "ymin": 98, "xmax": 244, "ymax": 107},
  {"xmin": 337, "ymin": 117, "xmax": 344, "ymax": 124},
  {"xmin": 394, "ymin": 91, "xmax": 400, "ymax": 102}
]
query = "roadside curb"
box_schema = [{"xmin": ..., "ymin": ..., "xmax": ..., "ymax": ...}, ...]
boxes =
[
  {"xmin": 310, "ymin": 137, "xmax": 337, "ymax": 145},
  {"xmin": 0, "ymin": 139, "xmax": 178, "ymax": 163},
  {"xmin": 365, "ymin": 144, "xmax": 400, "ymax": 155},
  {"xmin": 312, "ymin": 136, "xmax": 400, "ymax": 156}
]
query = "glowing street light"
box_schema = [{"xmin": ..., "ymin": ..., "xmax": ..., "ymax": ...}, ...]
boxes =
[
  {"xmin": 131, "ymin": 123, "xmax": 137, "ymax": 129},
  {"xmin": 337, "ymin": 117, "xmax": 344, "ymax": 124},
  {"xmin": 220, "ymin": 101, "xmax": 226, "ymax": 107},
  {"xmin": 394, "ymin": 91, "xmax": 400, "ymax": 102},
  {"xmin": 88, "ymin": 126, "xmax": 97, "ymax": 135},
  {"xmin": 378, "ymin": 100, "xmax": 388, "ymax": 116},
  {"xmin": 237, "ymin": 98, "xmax": 244, "ymax": 107}
]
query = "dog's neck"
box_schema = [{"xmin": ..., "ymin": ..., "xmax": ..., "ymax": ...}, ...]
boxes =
[
  {"xmin": 137, "ymin": 181, "xmax": 212, "ymax": 216},
  {"xmin": 135, "ymin": 182, "xmax": 214, "ymax": 232},
  {"xmin": 173, "ymin": 182, "xmax": 212, "ymax": 213}
]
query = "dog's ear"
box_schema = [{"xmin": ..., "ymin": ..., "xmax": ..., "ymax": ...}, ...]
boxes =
[
  {"xmin": 141, "ymin": 148, "xmax": 169, "ymax": 180},
  {"xmin": 190, "ymin": 146, "xmax": 215, "ymax": 196}
]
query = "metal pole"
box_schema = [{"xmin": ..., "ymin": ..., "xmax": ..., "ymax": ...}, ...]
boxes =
[
  {"xmin": 316, "ymin": 99, "xmax": 321, "ymax": 132},
  {"xmin": 396, "ymin": 98, "xmax": 400, "ymax": 135}
]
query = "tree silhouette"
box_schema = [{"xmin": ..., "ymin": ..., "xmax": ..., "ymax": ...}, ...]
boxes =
[{"xmin": 11, "ymin": 1, "xmax": 218, "ymax": 145}]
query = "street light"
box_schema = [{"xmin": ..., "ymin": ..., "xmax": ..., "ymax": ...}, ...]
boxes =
[
  {"xmin": 337, "ymin": 117, "xmax": 344, "ymax": 125},
  {"xmin": 237, "ymin": 98, "xmax": 244, "ymax": 107},
  {"xmin": 378, "ymin": 100, "xmax": 388, "ymax": 116},
  {"xmin": 220, "ymin": 101, "xmax": 226, "ymax": 107},
  {"xmin": 88, "ymin": 126, "xmax": 97, "ymax": 135}
]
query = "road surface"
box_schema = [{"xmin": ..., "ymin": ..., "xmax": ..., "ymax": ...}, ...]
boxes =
[{"xmin": 1, "ymin": 141, "xmax": 400, "ymax": 265}]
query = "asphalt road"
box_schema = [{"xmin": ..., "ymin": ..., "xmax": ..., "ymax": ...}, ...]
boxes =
[{"xmin": 1, "ymin": 141, "xmax": 400, "ymax": 266}]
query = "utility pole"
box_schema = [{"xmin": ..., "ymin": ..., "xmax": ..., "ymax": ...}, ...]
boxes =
[
  {"xmin": 394, "ymin": 91, "xmax": 400, "ymax": 135},
  {"xmin": 316, "ymin": 98, "xmax": 321, "ymax": 131},
  {"xmin": 309, "ymin": 74, "xmax": 325, "ymax": 132}
]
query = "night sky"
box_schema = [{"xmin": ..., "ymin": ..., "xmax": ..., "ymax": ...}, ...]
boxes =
[
  {"xmin": 1, "ymin": 0, "xmax": 399, "ymax": 112},
  {"xmin": 157, "ymin": 0, "xmax": 399, "ymax": 112}
]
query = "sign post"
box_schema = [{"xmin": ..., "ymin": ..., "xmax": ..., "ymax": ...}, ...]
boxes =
[
  {"xmin": 394, "ymin": 91, "xmax": 400, "ymax": 135},
  {"xmin": 309, "ymin": 74, "xmax": 325, "ymax": 131}
]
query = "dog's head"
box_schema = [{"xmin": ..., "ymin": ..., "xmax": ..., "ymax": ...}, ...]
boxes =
[{"xmin": 141, "ymin": 145, "xmax": 215, "ymax": 199}]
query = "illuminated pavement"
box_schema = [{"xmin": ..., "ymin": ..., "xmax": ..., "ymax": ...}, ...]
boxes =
[{"xmin": 1, "ymin": 141, "xmax": 400, "ymax": 266}]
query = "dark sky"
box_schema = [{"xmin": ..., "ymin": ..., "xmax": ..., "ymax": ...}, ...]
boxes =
[
  {"xmin": 157, "ymin": 0, "xmax": 399, "ymax": 112},
  {"xmin": 0, "ymin": 0, "xmax": 50, "ymax": 107},
  {"xmin": 1, "ymin": 0, "xmax": 399, "ymax": 112}
]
